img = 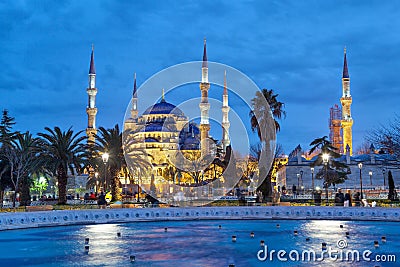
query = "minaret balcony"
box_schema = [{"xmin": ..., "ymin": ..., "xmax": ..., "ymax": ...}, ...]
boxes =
[
  {"xmin": 86, "ymin": 107, "xmax": 98, "ymax": 116},
  {"xmin": 86, "ymin": 87, "xmax": 98, "ymax": 95}
]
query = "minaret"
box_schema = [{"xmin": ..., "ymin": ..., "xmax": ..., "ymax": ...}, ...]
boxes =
[
  {"xmin": 221, "ymin": 70, "xmax": 230, "ymax": 152},
  {"xmin": 199, "ymin": 39, "xmax": 211, "ymax": 156},
  {"xmin": 130, "ymin": 73, "xmax": 138, "ymax": 119},
  {"xmin": 86, "ymin": 45, "xmax": 98, "ymax": 143},
  {"xmin": 340, "ymin": 47, "xmax": 353, "ymax": 155}
]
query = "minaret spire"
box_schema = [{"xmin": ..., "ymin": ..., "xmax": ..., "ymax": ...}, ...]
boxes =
[
  {"xmin": 343, "ymin": 47, "xmax": 349, "ymax": 78},
  {"xmin": 199, "ymin": 38, "xmax": 211, "ymax": 156},
  {"xmin": 86, "ymin": 45, "xmax": 98, "ymax": 143},
  {"xmin": 133, "ymin": 73, "xmax": 137, "ymax": 98},
  {"xmin": 223, "ymin": 70, "xmax": 227, "ymax": 95},
  {"xmin": 340, "ymin": 47, "xmax": 353, "ymax": 155},
  {"xmin": 202, "ymin": 38, "xmax": 208, "ymax": 68},
  {"xmin": 130, "ymin": 73, "xmax": 138, "ymax": 120},
  {"xmin": 89, "ymin": 44, "xmax": 96, "ymax": 75},
  {"xmin": 222, "ymin": 70, "xmax": 230, "ymax": 152}
]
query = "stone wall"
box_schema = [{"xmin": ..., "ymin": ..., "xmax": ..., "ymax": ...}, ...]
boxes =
[{"xmin": 1, "ymin": 206, "xmax": 399, "ymax": 231}]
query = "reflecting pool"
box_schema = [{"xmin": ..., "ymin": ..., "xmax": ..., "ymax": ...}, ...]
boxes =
[{"xmin": 0, "ymin": 220, "xmax": 398, "ymax": 266}]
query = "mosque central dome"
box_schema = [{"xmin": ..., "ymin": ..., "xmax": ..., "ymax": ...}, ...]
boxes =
[{"xmin": 142, "ymin": 99, "xmax": 184, "ymax": 116}]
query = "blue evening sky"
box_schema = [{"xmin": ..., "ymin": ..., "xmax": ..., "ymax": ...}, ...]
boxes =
[{"xmin": 1, "ymin": 0, "xmax": 400, "ymax": 154}]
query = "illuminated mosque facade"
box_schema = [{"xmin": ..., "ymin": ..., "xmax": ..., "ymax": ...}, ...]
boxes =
[{"xmin": 85, "ymin": 40, "xmax": 231, "ymax": 195}]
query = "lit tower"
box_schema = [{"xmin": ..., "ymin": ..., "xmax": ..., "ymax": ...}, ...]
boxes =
[
  {"xmin": 199, "ymin": 39, "xmax": 211, "ymax": 156},
  {"xmin": 131, "ymin": 73, "xmax": 138, "ymax": 119},
  {"xmin": 86, "ymin": 45, "xmax": 98, "ymax": 143},
  {"xmin": 340, "ymin": 47, "xmax": 353, "ymax": 155},
  {"xmin": 221, "ymin": 70, "xmax": 230, "ymax": 152},
  {"xmin": 329, "ymin": 104, "xmax": 343, "ymax": 154}
]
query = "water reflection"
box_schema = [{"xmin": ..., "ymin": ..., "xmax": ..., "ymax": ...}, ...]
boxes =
[{"xmin": 0, "ymin": 220, "xmax": 399, "ymax": 267}]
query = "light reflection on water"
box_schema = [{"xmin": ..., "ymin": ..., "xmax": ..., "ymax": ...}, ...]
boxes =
[{"xmin": 0, "ymin": 219, "xmax": 398, "ymax": 267}]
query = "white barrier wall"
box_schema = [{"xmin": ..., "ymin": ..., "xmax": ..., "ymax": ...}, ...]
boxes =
[{"xmin": 1, "ymin": 206, "xmax": 399, "ymax": 231}]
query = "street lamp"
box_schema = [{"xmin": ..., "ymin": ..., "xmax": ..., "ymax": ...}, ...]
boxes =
[
  {"xmin": 136, "ymin": 167, "xmax": 140, "ymax": 202},
  {"xmin": 296, "ymin": 173, "xmax": 300, "ymax": 191},
  {"xmin": 95, "ymin": 172, "xmax": 99, "ymax": 193},
  {"xmin": 299, "ymin": 170, "xmax": 303, "ymax": 189},
  {"xmin": 311, "ymin": 167, "xmax": 315, "ymax": 192},
  {"xmin": 358, "ymin": 163, "xmax": 363, "ymax": 199},
  {"xmin": 369, "ymin": 171, "xmax": 373, "ymax": 186},
  {"xmin": 322, "ymin": 153, "xmax": 329, "ymax": 206},
  {"xmin": 102, "ymin": 152, "xmax": 109, "ymax": 192}
]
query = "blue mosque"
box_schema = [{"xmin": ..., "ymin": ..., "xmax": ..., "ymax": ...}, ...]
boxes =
[{"xmin": 85, "ymin": 40, "xmax": 231, "ymax": 195}]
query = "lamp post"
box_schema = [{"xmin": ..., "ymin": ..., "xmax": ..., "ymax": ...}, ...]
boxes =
[
  {"xmin": 369, "ymin": 171, "xmax": 373, "ymax": 186},
  {"xmin": 95, "ymin": 172, "xmax": 99, "ymax": 193},
  {"xmin": 136, "ymin": 167, "xmax": 140, "ymax": 202},
  {"xmin": 299, "ymin": 170, "xmax": 303, "ymax": 189},
  {"xmin": 322, "ymin": 153, "xmax": 329, "ymax": 206},
  {"xmin": 296, "ymin": 174, "xmax": 300, "ymax": 191},
  {"xmin": 358, "ymin": 163, "xmax": 363, "ymax": 199},
  {"xmin": 124, "ymin": 173, "xmax": 128, "ymax": 200},
  {"xmin": 102, "ymin": 152, "xmax": 109, "ymax": 192},
  {"xmin": 311, "ymin": 167, "xmax": 315, "ymax": 192},
  {"xmin": 382, "ymin": 168, "xmax": 386, "ymax": 189}
]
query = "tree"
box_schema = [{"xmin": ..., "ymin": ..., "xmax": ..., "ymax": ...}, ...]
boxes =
[
  {"xmin": 123, "ymin": 131, "xmax": 152, "ymax": 198},
  {"xmin": 0, "ymin": 109, "xmax": 17, "ymax": 206},
  {"xmin": 0, "ymin": 109, "xmax": 17, "ymax": 143},
  {"xmin": 13, "ymin": 132, "xmax": 42, "ymax": 206},
  {"xmin": 249, "ymin": 88, "xmax": 285, "ymax": 198},
  {"xmin": 251, "ymin": 143, "xmax": 284, "ymax": 201},
  {"xmin": 367, "ymin": 114, "xmax": 400, "ymax": 159},
  {"xmin": 1, "ymin": 132, "xmax": 41, "ymax": 207},
  {"xmin": 31, "ymin": 175, "xmax": 48, "ymax": 199},
  {"xmin": 388, "ymin": 170, "xmax": 398, "ymax": 201},
  {"xmin": 250, "ymin": 89, "xmax": 286, "ymax": 136},
  {"xmin": 123, "ymin": 132, "xmax": 152, "ymax": 180},
  {"xmin": 309, "ymin": 136, "xmax": 350, "ymax": 202},
  {"xmin": 223, "ymin": 145, "xmax": 239, "ymax": 188},
  {"xmin": 38, "ymin": 127, "xmax": 86, "ymax": 205},
  {"xmin": 174, "ymin": 150, "xmax": 213, "ymax": 185},
  {"xmin": 91, "ymin": 125, "xmax": 126, "ymax": 201},
  {"xmin": 204, "ymin": 157, "xmax": 224, "ymax": 181},
  {"xmin": 0, "ymin": 160, "xmax": 11, "ymax": 207}
]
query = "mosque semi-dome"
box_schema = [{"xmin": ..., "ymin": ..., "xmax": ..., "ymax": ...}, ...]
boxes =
[{"xmin": 179, "ymin": 123, "xmax": 201, "ymax": 150}]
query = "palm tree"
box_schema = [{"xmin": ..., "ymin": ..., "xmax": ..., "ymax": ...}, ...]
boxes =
[
  {"xmin": 250, "ymin": 89, "xmax": 286, "ymax": 137},
  {"xmin": 91, "ymin": 125, "xmax": 125, "ymax": 201},
  {"xmin": 87, "ymin": 125, "xmax": 152, "ymax": 201},
  {"xmin": 12, "ymin": 132, "xmax": 42, "ymax": 206},
  {"xmin": 249, "ymin": 89, "xmax": 286, "ymax": 199},
  {"xmin": 123, "ymin": 133, "xmax": 152, "ymax": 188},
  {"xmin": 0, "ymin": 132, "xmax": 41, "ymax": 207},
  {"xmin": 38, "ymin": 127, "xmax": 86, "ymax": 205}
]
